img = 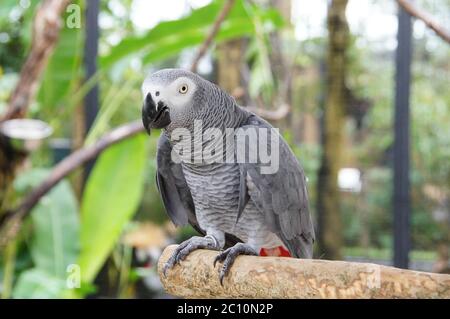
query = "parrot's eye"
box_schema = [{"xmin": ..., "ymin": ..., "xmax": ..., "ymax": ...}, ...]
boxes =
[{"xmin": 179, "ymin": 84, "xmax": 188, "ymax": 94}]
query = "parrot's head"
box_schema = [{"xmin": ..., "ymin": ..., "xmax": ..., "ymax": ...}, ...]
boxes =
[{"xmin": 141, "ymin": 68, "xmax": 212, "ymax": 134}]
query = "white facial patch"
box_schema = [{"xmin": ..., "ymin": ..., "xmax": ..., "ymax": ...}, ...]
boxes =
[
  {"xmin": 166, "ymin": 77, "xmax": 197, "ymax": 109},
  {"xmin": 141, "ymin": 76, "xmax": 197, "ymax": 111}
]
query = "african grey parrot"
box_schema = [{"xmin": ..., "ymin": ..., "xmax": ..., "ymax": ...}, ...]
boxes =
[{"xmin": 141, "ymin": 69, "xmax": 315, "ymax": 284}]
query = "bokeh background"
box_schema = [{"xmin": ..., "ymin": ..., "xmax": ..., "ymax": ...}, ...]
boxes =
[{"xmin": 0, "ymin": 0, "xmax": 448, "ymax": 298}]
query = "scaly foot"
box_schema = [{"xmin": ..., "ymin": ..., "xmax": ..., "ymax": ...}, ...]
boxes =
[
  {"xmin": 163, "ymin": 235, "xmax": 220, "ymax": 277},
  {"xmin": 213, "ymin": 243, "xmax": 258, "ymax": 285}
]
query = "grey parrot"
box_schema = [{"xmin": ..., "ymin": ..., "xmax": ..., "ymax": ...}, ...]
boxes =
[{"xmin": 141, "ymin": 69, "xmax": 315, "ymax": 284}]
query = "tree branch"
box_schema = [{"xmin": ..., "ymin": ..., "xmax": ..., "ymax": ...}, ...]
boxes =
[
  {"xmin": 158, "ymin": 245, "xmax": 450, "ymax": 298},
  {"xmin": 246, "ymin": 103, "xmax": 290, "ymax": 121},
  {"xmin": 0, "ymin": 121, "xmax": 143, "ymax": 247},
  {"xmin": 190, "ymin": 0, "xmax": 235, "ymax": 73},
  {"xmin": 397, "ymin": 0, "xmax": 450, "ymax": 44},
  {"xmin": 0, "ymin": 0, "xmax": 72, "ymax": 122}
]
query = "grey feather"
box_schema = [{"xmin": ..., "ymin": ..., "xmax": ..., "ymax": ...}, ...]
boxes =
[
  {"xmin": 156, "ymin": 133, "xmax": 195, "ymax": 226},
  {"xmin": 238, "ymin": 114, "xmax": 315, "ymax": 258},
  {"xmin": 236, "ymin": 165, "xmax": 249, "ymax": 223},
  {"xmin": 156, "ymin": 132, "xmax": 241, "ymax": 247}
]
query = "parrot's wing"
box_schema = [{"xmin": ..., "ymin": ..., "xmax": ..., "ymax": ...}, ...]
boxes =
[
  {"xmin": 156, "ymin": 133, "xmax": 241, "ymax": 246},
  {"xmin": 237, "ymin": 114, "xmax": 315, "ymax": 258},
  {"xmin": 156, "ymin": 133, "xmax": 199, "ymax": 228}
]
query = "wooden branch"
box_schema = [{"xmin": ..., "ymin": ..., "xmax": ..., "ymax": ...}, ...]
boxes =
[
  {"xmin": 232, "ymin": 89, "xmax": 291, "ymax": 121},
  {"xmin": 397, "ymin": 0, "xmax": 450, "ymax": 44},
  {"xmin": 158, "ymin": 245, "xmax": 450, "ymax": 299},
  {"xmin": 246, "ymin": 103, "xmax": 290, "ymax": 121},
  {"xmin": 0, "ymin": 0, "xmax": 72, "ymax": 122},
  {"xmin": 190, "ymin": 0, "xmax": 235, "ymax": 72},
  {"xmin": 0, "ymin": 121, "xmax": 143, "ymax": 247}
]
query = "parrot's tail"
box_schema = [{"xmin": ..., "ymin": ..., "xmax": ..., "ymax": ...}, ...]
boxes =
[{"xmin": 259, "ymin": 246, "xmax": 291, "ymax": 257}]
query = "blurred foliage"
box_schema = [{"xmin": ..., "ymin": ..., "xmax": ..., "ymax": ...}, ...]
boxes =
[
  {"xmin": 0, "ymin": 0, "xmax": 39, "ymax": 72},
  {"xmin": 10, "ymin": 169, "xmax": 79, "ymax": 298},
  {"xmin": 100, "ymin": 0, "xmax": 283, "ymax": 68},
  {"xmin": 37, "ymin": 0, "xmax": 84, "ymax": 124}
]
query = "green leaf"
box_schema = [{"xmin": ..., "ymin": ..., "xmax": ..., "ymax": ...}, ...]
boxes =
[
  {"xmin": 101, "ymin": 0, "xmax": 284, "ymax": 69},
  {"xmin": 14, "ymin": 168, "xmax": 49, "ymax": 192},
  {"xmin": 0, "ymin": 0, "xmax": 17, "ymax": 20},
  {"xmin": 14, "ymin": 169, "xmax": 80, "ymax": 278},
  {"xmin": 19, "ymin": 0, "xmax": 41, "ymax": 47},
  {"xmin": 100, "ymin": 0, "xmax": 225, "ymax": 68},
  {"xmin": 78, "ymin": 134, "xmax": 148, "ymax": 283},
  {"xmin": 30, "ymin": 179, "xmax": 80, "ymax": 278},
  {"xmin": 12, "ymin": 268, "xmax": 67, "ymax": 299},
  {"xmin": 37, "ymin": 1, "xmax": 83, "ymax": 114},
  {"xmin": 140, "ymin": 18, "xmax": 261, "ymax": 66}
]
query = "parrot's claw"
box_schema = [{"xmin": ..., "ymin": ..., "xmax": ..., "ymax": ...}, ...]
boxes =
[
  {"xmin": 213, "ymin": 243, "xmax": 258, "ymax": 286},
  {"xmin": 163, "ymin": 236, "xmax": 220, "ymax": 277}
]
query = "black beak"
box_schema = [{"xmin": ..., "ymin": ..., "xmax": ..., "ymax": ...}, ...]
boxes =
[{"xmin": 141, "ymin": 92, "xmax": 171, "ymax": 134}]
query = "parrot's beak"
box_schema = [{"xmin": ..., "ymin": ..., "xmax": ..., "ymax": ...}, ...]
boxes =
[{"xmin": 142, "ymin": 92, "xmax": 171, "ymax": 134}]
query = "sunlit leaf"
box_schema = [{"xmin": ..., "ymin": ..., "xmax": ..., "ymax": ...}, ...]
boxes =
[
  {"xmin": 78, "ymin": 133, "xmax": 148, "ymax": 283},
  {"xmin": 14, "ymin": 169, "xmax": 80, "ymax": 278},
  {"xmin": 12, "ymin": 268, "xmax": 67, "ymax": 299},
  {"xmin": 101, "ymin": 0, "xmax": 284, "ymax": 68},
  {"xmin": 30, "ymin": 180, "xmax": 80, "ymax": 277},
  {"xmin": 100, "ymin": 0, "xmax": 225, "ymax": 68}
]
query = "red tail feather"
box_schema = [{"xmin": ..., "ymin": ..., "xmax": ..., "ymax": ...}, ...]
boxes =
[{"xmin": 259, "ymin": 246, "xmax": 291, "ymax": 257}]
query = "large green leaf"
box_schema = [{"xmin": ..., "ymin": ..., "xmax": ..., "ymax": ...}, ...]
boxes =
[
  {"xmin": 100, "ymin": 0, "xmax": 224, "ymax": 68},
  {"xmin": 14, "ymin": 169, "xmax": 80, "ymax": 278},
  {"xmin": 30, "ymin": 179, "xmax": 80, "ymax": 278},
  {"xmin": 12, "ymin": 268, "xmax": 67, "ymax": 299},
  {"xmin": 12, "ymin": 168, "xmax": 79, "ymax": 299},
  {"xmin": 78, "ymin": 133, "xmax": 148, "ymax": 283},
  {"xmin": 101, "ymin": 0, "xmax": 284, "ymax": 68}
]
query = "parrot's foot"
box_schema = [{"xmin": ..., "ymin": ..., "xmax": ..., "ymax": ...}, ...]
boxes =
[
  {"xmin": 213, "ymin": 243, "xmax": 258, "ymax": 285},
  {"xmin": 163, "ymin": 236, "xmax": 220, "ymax": 277}
]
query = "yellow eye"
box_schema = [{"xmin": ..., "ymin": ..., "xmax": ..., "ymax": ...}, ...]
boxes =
[{"xmin": 179, "ymin": 84, "xmax": 188, "ymax": 94}]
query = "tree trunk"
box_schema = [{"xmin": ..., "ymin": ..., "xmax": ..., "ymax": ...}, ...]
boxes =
[
  {"xmin": 0, "ymin": 138, "xmax": 26, "ymax": 213},
  {"xmin": 216, "ymin": 39, "xmax": 245, "ymax": 102},
  {"xmin": 316, "ymin": 0, "xmax": 349, "ymax": 260},
  {"xmin": 269, "ymin": 0, "xmax": 292, "ymax": 131}
]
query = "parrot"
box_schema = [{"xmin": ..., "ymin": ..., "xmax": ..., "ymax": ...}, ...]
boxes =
[{"xmin": 141, "ymin": 69, "xmax": 315, "ymax": 284}]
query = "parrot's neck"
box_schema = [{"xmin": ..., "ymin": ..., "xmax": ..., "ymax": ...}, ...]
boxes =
[
  {"xmin": 165, "ymin": 97, "xmax": 250, "ymax": 167},
  {"xmin": 166, "ymin": 82, "xmax": 250, "ymax": 137}
]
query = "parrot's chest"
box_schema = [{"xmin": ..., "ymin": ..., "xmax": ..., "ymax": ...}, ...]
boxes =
[
  {"xmin": 182, "ymin": 163, "xmax": 241, "ymax": 216},
  {"xmin": 182, "ymin": 163, "xmax": 279, "ymax": 248}
]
